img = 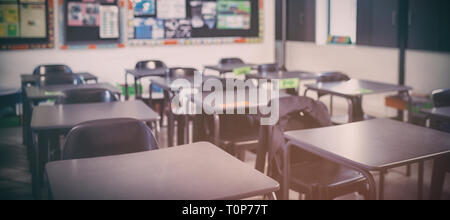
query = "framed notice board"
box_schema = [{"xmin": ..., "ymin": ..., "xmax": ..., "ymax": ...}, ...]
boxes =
[
  {"xmin": 0, "ymin": 0, "xmax": 55, "ymax": 50},
  {"xmin": 60, "ymin": 0, "xmax": 124, "ymax": 49},
  {"xmin": 127, "ymin": 0, "xmax": 263, "ymax": 46}
]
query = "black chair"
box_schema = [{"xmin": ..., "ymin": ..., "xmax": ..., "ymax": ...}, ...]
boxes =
[
  {"xmin": 56, "ymin": 88, "xmax": 118, "ymax": 105},
  {"xmin": 39, "ymin": 74, "xmax": 84, "ymax": 86},
  {"xmin": 257, "ymin": 63, "xmax": 287, "ymax": 73},
  {"xmin": 219, "ymin": 58, "xmax": 245, "ymax": 65},
  {"xmin": 167, "ymin": 67, "xmax": 197, "ymax": 78},
  {"xmin": 135, "ymin": 60, "xmax": 168, "ymax": 71},
  {"xmin": 136, "ymin": 60, "xmax": 168, "ymax": 125},
  {"xmin": 33, "ymin": 64, "xmax": 73, "ymax": 75},
  {"xmin": 431, "ymin": 89, "xmax": 450, "ymax": 108},
  {"xmin": 257, "ymin": 96, "xmax": 368, "ymax": 200},
  {"xmin": 63, "ymin": 118, "xmax": 159, "ymax": 160},
  {"xmin": 194, "ymin": 79, "xmax": 261, "ymax": 160},
  {"xmin": 315, "ymin": 72, "xmax": 365, "ymax": 124},
  {"xmin": 430, "ymin": 155, "xmax": 450, "ymax": 200},
  {"xmin": 160, "ymin": 68, "xmax": 198, "ymax": 146}
]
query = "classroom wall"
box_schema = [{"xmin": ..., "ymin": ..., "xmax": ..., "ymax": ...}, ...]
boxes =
[
  {"xmin": 286, "ymin": 0, "xmax": 450, "ymax": 95},
  {"xmin": 0, "ymin": 0, "xmax": 275, "ymax": 89}
]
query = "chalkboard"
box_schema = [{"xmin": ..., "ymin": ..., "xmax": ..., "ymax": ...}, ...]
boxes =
[
  {"xmin": 0, "ymin": 0, "xmax": 54, "ymax": 50},
  {"xmin": 127, "ymin": 0, "xmax": 263, "ymax": 46},
  {"xmin": 61, "ymin": 0, "xmax": 123, "ymax": 48}
]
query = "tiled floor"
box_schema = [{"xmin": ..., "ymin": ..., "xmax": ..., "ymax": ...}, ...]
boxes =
[{"xmin": 0, "ymin": 124, "xmax": 449, "ymax": 200}]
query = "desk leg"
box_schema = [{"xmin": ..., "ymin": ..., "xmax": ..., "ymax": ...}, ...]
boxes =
[
  {"xmin": 165, "ymin": 90, "xmax": 174, "ymax": 147},
  {"xmin": 125, "ymin": 73, "xmax": 129, "ymax": 101},
  {"xmin": 418, "ymin": 161, "xmax": 424, "ymax": 200},
  {"xmin": 177, "ymin": 115, "xmax": 185, "ymax": 146},
  {"xmin": 213, "ymin": 114, "xmax": 221, "ymax": 147},
  {"xmin": 32, "ymin": 131, "xmax": 48, "ymax": 200},
  {"xmin": 379, "ymin": 170, "xmax": 385, "ymax": 200},
  {"xmin": 135, "ymin": 78, "xmax": 139, "ymax": 100},
  {"xmin": 347, "ymin": 98, "xmax": 354, "ymax": 123}
]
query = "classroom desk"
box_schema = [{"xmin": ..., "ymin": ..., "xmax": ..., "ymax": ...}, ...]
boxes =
[
  {"xmin": 22, "ymin": 83, "xmax": 121, "ymax": 159},
  {"xmin": 21, "ymin": 72, "xmax": 98, "ymax": 85},
  {"xmin": 46, "ymin": 142, "xmax": 280, "ymax": 200},
  {"xmin": 203, "ymin": 63, "xmax": 257, "ymax": 75},
  {"xmin": 305, "ymin": 79, "xmax": 413, "ymax": 123},
  {"xmin": 191, "ymin": 87, "xmax": 289, "ymax": 146},
  {"xmin": 246, "ymin": 70, "xmax": 319, "ymax": 81},
  {"xmin": 30, "ymin": 100, "xmax": 160, "ymax": 199},
  {"xmin": 149, "ymin": 75, "xmax": 218, "ymax": 147},
  {"xmin": 124, "ymin": 68, "xmax": 168, "ymax": 100},
  {"xmin": 284, "ymin": 119, "xmax": 450, "ymax": 200},
  {"xmin": 421, "ymin": 107, "xmax": 450, "ymax": 122},
  {"xmin": 20, "ymin": 73, "xmax": 98, "ymax": 144}
]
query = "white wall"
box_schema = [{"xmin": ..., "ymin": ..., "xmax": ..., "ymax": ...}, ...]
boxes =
[{"xmin": 0, "ymin": 0, "xmax": 275, "ymax": 88}]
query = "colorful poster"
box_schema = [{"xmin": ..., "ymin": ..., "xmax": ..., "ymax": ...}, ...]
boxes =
[
  {"xmin": 20, "ymin": 4, "xmax": 47, "ymax": 38},
  {"xmin": 134, "ymin": 17, "xmax": 164, "ymax": 39},
  {"xmin": 190, "ymin": 1, "xmax": 203, "ymax": 28},
  {"xmin": 99, "ymin": 5, "xmax": 119, "ymax": 38},
  {"xmin": 217, "ymin": 0, "xmax": 251, "ymax": 30},
  {"xmin": 165, "ymin": 19, "xmax": 191, "ymax": 39},
  {"xmin": 156, "ymin": 0, "xmax": 186, "ymax": 20},
  {"xmin": 0, "ymin": 4, "xmax": 19, "ymax": 37},
  {"xmin": 134, "ymin": 0, "xmax": 155, "ymax": 16},
  {"xmin": 202, "ymin": 2, "xmax": 217, "ymax": 29},
  {"xmin": 0, "ymin": 24, "xmax": 5, "ymax": 37},
  {"xmin": 68, "ymin": 3, "xmax": 100, "ymax": 27},
  {"xmin": 20, "ymin": 0, "xmax": 45, "ymax": 3}
]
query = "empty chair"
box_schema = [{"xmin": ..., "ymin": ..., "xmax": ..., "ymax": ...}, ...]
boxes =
[
  {"xmin": 258, "ymin": 64, "xmax": 280, "ymax": 73},
  {"xmin": 167, "ymin": 67, "xmax": 197, "ymax": 78},
  {"xmin": 219, "ymin": 57, "xmax": 245, "ymax": 65},
  {"xmin": 33, "ymin": 64, "xmax": 73, "ymax": 75},
  {"xmin": 316, "ymin": 72, "xmax": 364, "ymax": 123},
  {"xmin": 135, "ymin": 60, "xmax": 168, "ymax": 71},
  {"xmin": 257, "ymin": 96, "xmax": 367, "ymax": 200},
  {"xmin": 39, "ymin": 74, "xmax": 84, "ymax": 86},
  {"xmin": 431, "ymin": 89, "xmax": 450, "ymax": 108},
  {"xmin": 56, "ymin": 88, "xmax": 118, "ymax": 105},
  {"xmin": 63, "ymin": 118, "xmax": 159, "ymax": 160},
  {"xmin": 317, "ymin": 71, "xmax": 351, "ymax": 83}
]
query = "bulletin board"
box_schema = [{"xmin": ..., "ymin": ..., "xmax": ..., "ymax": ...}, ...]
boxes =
[
  {"xmin": 60, "ymin": 0, "xmax": 125, "ymax": 49},
  {"xmin": 127, "ymin": 0, "xmax": 263, "ymax": 46},
  {"xmin": 0, "ymin": 0, "xmax": 54, "ymax": 50}
]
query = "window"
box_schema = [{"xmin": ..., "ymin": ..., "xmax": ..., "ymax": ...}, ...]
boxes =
[{"xmin": 328, "ymin": 0, "xmax": 357, "ymax": 44}]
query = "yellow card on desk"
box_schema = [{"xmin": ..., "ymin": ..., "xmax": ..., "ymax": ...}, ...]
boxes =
[
  {"xmin": 233, "ymin": 66, "xmax": 252, "ymax": 76},
  {"xmin": 279, "ymin": 78, "xmax": 300, "ymax": 89}
]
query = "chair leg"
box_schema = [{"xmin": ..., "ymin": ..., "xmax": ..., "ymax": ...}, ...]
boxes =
[
  {"xmin": 418, "ymin": 161, "xmax": 424, "ymax": 200},
  {"xmin": 430, "ymin": 157, "xmax": 449, "ymax": 200},
  {"xmin": 379, "ymin": 170, "xmax": 385, "ymax": 200},
  {"xmin": 406, "ymin": 164, "xmax": 412, "ymax": 177}
]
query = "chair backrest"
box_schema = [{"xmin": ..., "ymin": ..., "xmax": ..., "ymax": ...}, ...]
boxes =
[
  {"xmin": 33, "ymin": 64, "xmax": 73, "ymax": 75},
  {"xmin": 39, "ymin": 74, "xmax": 84, "ymax": 86},
  {"xmin": 258, "ymin": 64, "xmax": 280, "ymax": 73},
  {"xmin": 63, "ymin": 118, "xmax": 159, "ymax": 160},
  {"xmin": 257, "ymin": 96, "xmax": 332, "ymax": 174},
  {"xmin": 219, "ymin": 58, "xmax": 245, "ymax": 65},
  {"xmin": 431, "ymin": 89, "xmax": 450, "ymax": 108},
  {"xmin": 168, "ymin": 68, "xmax": 197, "ymax": 78},
  {"xmin": 56, "ymin": 88, "xmax": 118, "ymax": 105},
  {"xmin": 135, "ymin": 60, "xmax": 167, "ymax": 70},
  {"xmin": 317, "ymin": 72, "xmax": 351, "ymax": 83}
]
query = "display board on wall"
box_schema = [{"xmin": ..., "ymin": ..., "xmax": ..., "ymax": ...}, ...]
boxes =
[
  {"xmin": 127, "ymin": 0, "xmax": 263, "ymax": 46},
  {"xmin": 0, "ymin": 0, "xmax": 54, "ymax": 50},
  {"xmin": 60, "ymin": 0, "xmax": 124, "ymax": 49}
]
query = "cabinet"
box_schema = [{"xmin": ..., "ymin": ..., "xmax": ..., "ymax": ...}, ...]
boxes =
[
  {"xmin": 286, "ymin": 0, "xmax": 316, "ymax": 42},
  {"xmin": 357, "ymin": 0, "xmax": 399, "ymax": 48}
]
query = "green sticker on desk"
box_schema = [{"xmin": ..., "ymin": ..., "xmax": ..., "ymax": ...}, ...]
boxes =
[
  {"xmin": 359, "ymin": 89, "xmax": 373, "ymax": 94},
  {"xmin": 279, "ymin": 78, "xmax": 300, "ymax": 89},
  {"xmin": 233, "ymin": 66, "xmax": 252, "ymax": 75},
  {"xmin": 44, "ymin": 91, "xmax": 64, "ymax": 96}
]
